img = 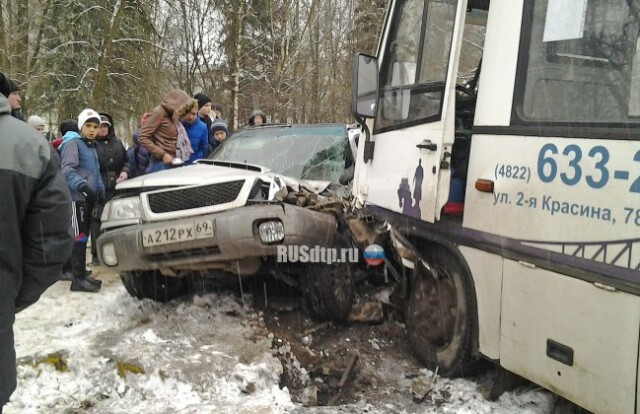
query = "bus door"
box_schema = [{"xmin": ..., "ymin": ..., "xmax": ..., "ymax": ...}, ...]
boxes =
[{"xmin": 353, "ymin": 0, "xmax": 467, "ymax": 223}]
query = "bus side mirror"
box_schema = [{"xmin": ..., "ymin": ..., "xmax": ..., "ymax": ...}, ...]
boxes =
[
  {"xmin": 352, "ymin": 53, "xmax": 379, "ymax": 119},
  {"xmin": 351, "ymin": 53, "xmax": 378, "ymax": 164}
]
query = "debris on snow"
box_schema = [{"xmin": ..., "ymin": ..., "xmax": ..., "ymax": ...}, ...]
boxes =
[
  {"xmin": 348, "ymin": 301, "xmax": 384, "ymax": 324},
  {"xmin": 116, "ymin": 360, "xmax": 146, "ymax": 378}
]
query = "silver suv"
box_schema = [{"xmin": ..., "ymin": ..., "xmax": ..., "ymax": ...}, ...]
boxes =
[{"xmin": 97, "ymin": 124, "xmax": 355, "ymax": 320}]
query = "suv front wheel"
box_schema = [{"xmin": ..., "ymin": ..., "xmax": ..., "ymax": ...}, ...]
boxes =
[{"xmin": 120, "ymin": 270, "xmax": 189, "ymax": 302}]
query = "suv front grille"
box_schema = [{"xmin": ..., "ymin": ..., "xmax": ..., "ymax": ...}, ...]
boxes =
[{"xmin": 147, "ymin": 180, "xmax": 245, "ymax": 214}]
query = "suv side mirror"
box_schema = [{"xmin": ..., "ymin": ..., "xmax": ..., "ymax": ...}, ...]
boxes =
[{"xmin": 351, "ymin": 53, "xmax": 379, "ymax": 119}]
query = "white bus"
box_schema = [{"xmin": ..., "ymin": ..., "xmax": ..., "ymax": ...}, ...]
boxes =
[{"xmin": 351, "ymin": 1, "xmax": 640, "ymax": 412}]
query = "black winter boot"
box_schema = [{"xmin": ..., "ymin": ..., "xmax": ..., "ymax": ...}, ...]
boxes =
[
  {"xmin": 61, "ymin": 269, "xmax": 95, "ymax": 281},
  {"xmin": 86, "ymin": 275, "xmax": 102, "ymax": 288},
  {"xmin": 70, "ymin": 240, "xmax": 100, "ymax": 291},
  {"xmin": 70, "ymin": 275, "xmax": 100, "ymax": 292},
  {"xmin": 60, "ymin": 260, "xmax": 73, "ymax": 281},
  {"xmin": 60, "ymin": 270, "xmax": 74, "ymax": 281}
]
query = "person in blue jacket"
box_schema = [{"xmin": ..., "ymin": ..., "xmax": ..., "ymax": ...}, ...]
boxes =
[
  {"xmin": 180, "ymin": 100, "xmax": 208, "ymax": 163},
  {"xmin": 59, "ymin": 109, "xmax": 105, "ymax": 292}
]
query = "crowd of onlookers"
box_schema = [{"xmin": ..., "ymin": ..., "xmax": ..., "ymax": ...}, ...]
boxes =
[
  {"xmin": 0, "ymin": 69, "xmax": 272, "ymax": 412},
  {"xmin": 0, "ymin": 59, "xmax": 281, "ymax": 414},
  {"xmin": 0, "ymin": 72, "xmax": 270, "ymax": 293}
]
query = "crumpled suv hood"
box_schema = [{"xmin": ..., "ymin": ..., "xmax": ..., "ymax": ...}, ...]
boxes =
[
  {"xmin": 118, "ymin": 163, "xmax": 331, "ymax": 194},
  {"xmin": 118, "ymin": 164, "xmax": 263, "ymax": 189},
  {"xmin": 115, "ymin": 162, "xmax": 332, "ymax": 222}
]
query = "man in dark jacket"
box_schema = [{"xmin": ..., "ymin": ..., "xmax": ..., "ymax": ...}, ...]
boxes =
[
  {"xmin": 194, "ymin": 93, "xmax": 213, "ymax": 138},
  {"xmin": 0, "ymin": 92, "xmax": 73, "ymax": 411},
  {"xmin": 0, "ymin": 73, "xmax": 25, "ymax": 121},
  {"xmin": 90, "ymin": 113, "xmax": 129, "ymax": 264}
]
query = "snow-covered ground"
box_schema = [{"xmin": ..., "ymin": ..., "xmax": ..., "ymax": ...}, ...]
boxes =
[{"xmin": 5, "ymin": 270, "xmax": 555, "ymax": 413}]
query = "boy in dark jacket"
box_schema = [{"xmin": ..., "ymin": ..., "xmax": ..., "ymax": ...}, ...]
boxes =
[
  {"xmin": 209, "ymin": 120, "xmax": 229, "ymax": 154},
  {"xmin": 60, "ymin": 109, "xmax": 106, "ymax": 292},
  {"xmin": 51, "ymin": 119, "xmax": 79, "ymax": 152},
  {"xmin": 194, "ymin": 93, "xmax": 213, "ymax": 138}
]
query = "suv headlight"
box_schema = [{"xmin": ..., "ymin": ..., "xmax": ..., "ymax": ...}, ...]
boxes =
[{"xmin": 103, "ymin": 197, "xmax": 141, "ymax": 221}]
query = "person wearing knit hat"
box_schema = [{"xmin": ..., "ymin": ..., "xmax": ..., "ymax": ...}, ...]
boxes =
[
  {"xmin": 77, "ymin": 108, "xmax": 101, "ymax": 131},
  {"xmin": 50, "ymin": 119, "xmax": 79, "ymax": 152},
  {"xmin": 194, "ymin": 93, "xmax": 213, "ymax": 144},
  {"xmin": 209, "ymin": 120, "xmax": 229, "ymax": 153},
  {"xmin": 27, "ymin": 115, "xmax": 46, "ymax": 136},
  {"xmin": 99, "ymin": 114, "xmax": 111, "ymax": 127},
  {"xmin": 0, "ymin": 73, "xmax": 24, "ymax": 121},
  {"xmin": 248, "ymin": 109, "xmax": 267, "ymax": 126},
  {"xmin": 91, "ymin": 111, "xmax": 129, "ymax": 266},
  {"xmin": 211, "ymin": 120, "xmax": 228, "ymax": 136},
  {"xmin": 59, "ymin": 108, "xmax": 105, "ymax": 293},
  {"xmin": 59, "ymin": 119, "xmax": 79, "ymax": 135},
  {"xmin": 0, "ymin": 72, "xmax": 10, "ymax": 98},
  {"xmin": 210, "ymin": 104, "xmax": 228, "ymax": 131},
  {"xmin": 194, "ymin": 93, "xmax": 212, "ymax": 112}
]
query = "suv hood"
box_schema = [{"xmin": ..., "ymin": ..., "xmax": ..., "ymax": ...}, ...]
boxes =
[{"xmin": 117, "ymin": 163, "xmax": 331, "ymax": 194}]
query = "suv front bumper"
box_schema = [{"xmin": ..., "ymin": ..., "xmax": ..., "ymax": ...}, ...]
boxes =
[{"xmin": 97, "ymin": 204, "xmax": 337, "ymax": 274}]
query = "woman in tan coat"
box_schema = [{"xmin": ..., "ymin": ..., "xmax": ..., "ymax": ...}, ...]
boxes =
[{"xmin": 138, "ymin": 89, "xmax": 197, "ymax": 173}]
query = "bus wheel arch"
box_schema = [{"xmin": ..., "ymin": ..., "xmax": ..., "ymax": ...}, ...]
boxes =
[{"xmin": 405, "ymin": 240, "xmax": 483, "ymax": 377}]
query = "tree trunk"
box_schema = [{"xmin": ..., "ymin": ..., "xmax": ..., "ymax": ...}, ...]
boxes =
[
  {"xmin": 230, "ymin": 1, "xmax": 247, "ymax": 131},
  {"xmin": 92, "ymin": 0, "xmax": 124, "ymax": 108},
  {"xmin": 0, "ymin": 1, "xmax": 8, "ymax": 69},
  {"xmin": 14, "ymin": 0, "xmax": 29, "ymax": 79}
]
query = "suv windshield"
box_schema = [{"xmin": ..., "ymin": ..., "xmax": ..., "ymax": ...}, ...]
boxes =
[{"xmin": 211, "ymin": 124, "xmax": 348, "ymax": 183}]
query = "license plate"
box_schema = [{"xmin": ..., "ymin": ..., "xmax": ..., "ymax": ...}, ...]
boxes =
[{"xmin": 142, "ymin": 220, "xmax": 214, "ymax": 247}]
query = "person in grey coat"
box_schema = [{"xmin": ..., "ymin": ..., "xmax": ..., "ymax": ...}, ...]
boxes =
[{"xmin": 0, "ymin": 92, "xmax": 73, "ymax": 412}]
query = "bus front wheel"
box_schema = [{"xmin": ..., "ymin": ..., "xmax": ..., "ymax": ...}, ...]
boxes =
[{"xmin": 406, "ymin": 245, "xmax": 480, "ymax": 377}]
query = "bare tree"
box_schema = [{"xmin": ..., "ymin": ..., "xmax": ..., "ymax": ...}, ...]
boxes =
[{"xmin": 0, "ymin": 0, "xmax": 386, "ymax": 134}]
